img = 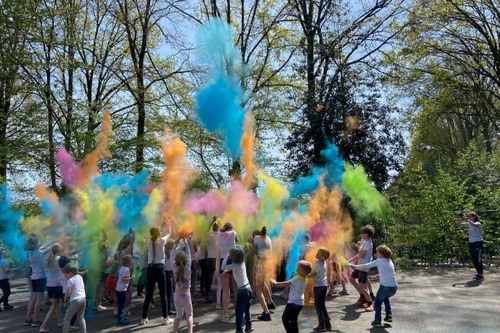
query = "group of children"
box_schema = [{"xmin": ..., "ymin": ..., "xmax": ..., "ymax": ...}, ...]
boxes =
[{"xmin": 0, "ymin": 221, "xmax": 398, "ymax": 332}]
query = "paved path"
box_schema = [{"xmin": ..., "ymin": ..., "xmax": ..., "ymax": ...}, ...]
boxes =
[{"xmin": 1, "ymin": 267, "xmax": 499, "ymax": 333}]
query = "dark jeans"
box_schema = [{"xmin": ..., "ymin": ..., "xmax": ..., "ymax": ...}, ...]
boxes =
[
  {"xmin": 115, "ymin": 291, "xmax": 126, "ymax": 321},
  {"xmin": 235, "ymin": 285, "xmax": 252, "ymax": 333},
  {"xmin": 0, "ymin": 279, "xmax": 11, "ymax": 305},
  {"xmin": 469, "ymin": 241, "xmax": 483, "ymax": 275},
  {"xmin": 203, "ymin": 258, "xmax": 216, "ymax": 300},
  {"xmin": 165, "ymin": 270, "xmax": 174, "ymax": 311},
  {"xmin": 374, "ymin": 285, "xmax": 397, "ymax": 322},
  {"xmin": 313, "ymin": 286, "xmax": 329, "ymax": 321},
  {"xmin": 282, "ymin": 303, "xmax": 303, "ymax": 333},
  {"xmin": 142, "ymin": 264, "xmax": 167, "ymax": 319}
]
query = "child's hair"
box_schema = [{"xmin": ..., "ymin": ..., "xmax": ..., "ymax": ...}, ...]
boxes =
[
  {"xmin": 260, "ymin": 226, "xmax": 267, "ymax": 237},
  {"xmin": 46, "ymin": 243, "xmax": 62, "ymax": 269},
  {"xmin": 63, "ymin": 264, "xmax": 78, "ymax": 275},
  {"xmin": 252, "ymin": 229, "xmax": 261, "ymax": 238},
  {"xmin": 376, "ymin": 245, "xmax": 392, "ymax": 258},
  {"xmin": 360, "ymin": 224, "xmax": 375, "ymax": 238},
  {"xmin": 58, "ymin": 255, "xmax": 71, "ymax": 269},
  {"xmin": 121, "ymin": 254, "xmax": 133, "ymax": 267},
  {"xmin": 468, "ymin": 212, "xmax": 480, "ymax": 222},
  {"xmin": 229, "ymin": 245, "xmax": 244, "ymax": 263},
  {"xmin": 174, "ymin": 250, "xmax": 188, "ymax": 284},
  {"xmin": 24, "ymin": 235, "xmax": 39, "ymax": 251},
  {"xmin": 212, "ymin": 220, "xmax": 220, "ymax": 232},
  {"xmin": 317, "ymin": 247, "xmax": 330, "ymax": 260},
  {"xmin": 297, "ymin": 260, "xmax": 313, "ymax": 275},
  {"xmin": 222, "ymin": 221, "xmax": 234, "ymax": 232}
]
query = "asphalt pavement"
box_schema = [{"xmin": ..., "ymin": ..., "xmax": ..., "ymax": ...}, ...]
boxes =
[{"xmin": 0, "ymin": 266, "xmax": 499, "ymax": 333}]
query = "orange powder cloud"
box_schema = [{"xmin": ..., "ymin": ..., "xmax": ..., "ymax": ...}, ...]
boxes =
[{"xmin": 241, "ymin": 113, "xmax": 256, "ymax": 188}]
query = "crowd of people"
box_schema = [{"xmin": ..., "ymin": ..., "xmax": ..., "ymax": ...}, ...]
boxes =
[{"xmin": 0, "ymin": 217, "xmax": 405, "ymax": 333}]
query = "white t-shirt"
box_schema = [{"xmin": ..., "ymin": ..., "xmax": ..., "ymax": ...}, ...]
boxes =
[
  {"xmin": 67, "ymin": 274, "xmax": 86, "ymax": 301},
  {"xmin": 46, "ymin": 255, "xmax": 62, "ymax": 287},
  {"xmin": 29, "ymin": 250, "xmax": 47, "ymax": 280},
  {"xmin": 355, "ymin": 258, "xmax": 397, "ymax": 287},
  {"xmin": 116, "ymin": 266, "xmax": 130, "ymax": 292},
  {"xmin": 312, "ymin": 261, "xmax": 328, "ymax": 287},
  {"xmin": 254, "ymin": 235, "xmax": 272, "ymax": 258},
  {"xmin": 164, "ymin": 248, "xmax": 174, "ymax": 272},
  {"xmin": 357, "ymin": 239, "xmax": 373, "ymax": 272},
  {"xmin": 462, "ymin": 222, "xmax": 483, "ymax": 243},
  {"xmin": 148, "ymin": 235, "xmax": 169, "ymax": 265},
  {"xmin": 0, "ymin": 258, "xmax": 8, "ymax": 280},
  {"xmin": 217, "ymin": 230, "xmax": 237, "ymax": 257},
  {"xmin": 207, "ymin": 232, "xmax": 217, "ymax": 258},
  {"xmin": 222, "ymin": 260, "xmax": 249, "ymax": 288},
  {"xmin": 61, "ymin": 271, "xmax": 69, "ymax": 293},
  {"xmin": 288, "ymin": 275, "xmax": 307, "ymax": 306}
]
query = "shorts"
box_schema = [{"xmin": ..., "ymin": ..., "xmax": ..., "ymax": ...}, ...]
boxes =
[
  {"xmin": 31, "ymin": 278, "xmax": 47, "ymax": 293},
  {"xmin": 351, "ymin": 270, "xmax": 368, "ymax": 284},
  {"xmin": 106, "ymin": 275, "xmax": 117, "ymax": 292},
  {"xmin": 47, "ymin": 286, "xmax": 63, "ymax": 299}
]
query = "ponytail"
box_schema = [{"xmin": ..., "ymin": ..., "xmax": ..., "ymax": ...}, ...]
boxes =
[
  {"xmin": 46, "ymin": 243, "xmax": 62, "ymax": 269},
  {"xmin": 174, "ymin": 251, "xmax": 188, "ymax": 284}
]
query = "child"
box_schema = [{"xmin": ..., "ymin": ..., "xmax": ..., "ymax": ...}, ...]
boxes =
[
  {"xmin": 221, "ymin": 245, "xmax": 253, "ymax": 333},
  {"xmin": 348, "ymin": 225, "xmax": 375, "ymax": 311},
  {"xmin": 62, "ymin": 265, "xmax": 86, "ymax": 333},
  {"xmin": 172, "ymin": 235, "xmax": 193, "ymax": 333},
  {"xmin": 350, "ymin": 245, "xmax": 397, "ymax": 328},
  {"xmin": 271, "ymin": 260, "xmax": 313, "ymax": 333},
  {"xmin": 0, "ymin": 249, "xmax": 13, "ymax": 311},
  {"xmin": 308, "ymin": 247, "xmax": 331, "ymax": 332},
  {"xmin": 39, "ymin": 243, "xmax": 64, "ymax": 332},
  {"xmin": 24, "ymin": 236, "xmax": 53, "ymax": 327},
  {"xmin": 116, "ymin": 255, "xmax": 134, "ymax": 325}
]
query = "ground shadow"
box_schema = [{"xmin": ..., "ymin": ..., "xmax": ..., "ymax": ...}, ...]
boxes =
[{"xmin": 340, "ymin": 303, "xmax": 363, "ymax": 321}]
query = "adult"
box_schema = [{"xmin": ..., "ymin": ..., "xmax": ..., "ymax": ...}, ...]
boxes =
[
  {"xmin": 203, "ymin": 219, "xmax": 219, "ymax": 303},
  {"xmin": 456, "ymin": 212, "xmax": 484, "ymax": 280},
  {"xmin": 140, "ymin": 227, "xmax": 172, "ymax": 325}
]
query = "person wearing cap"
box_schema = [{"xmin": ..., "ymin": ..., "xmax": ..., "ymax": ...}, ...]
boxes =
[{"xmin": 456, "ymin": 212, "xmax": 484, "ymax": 281}]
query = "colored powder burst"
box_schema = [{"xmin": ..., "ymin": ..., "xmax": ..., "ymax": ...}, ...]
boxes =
[
  {"xmin": 0, "ymin": 185, "xmax": 26, "ymax": 260},
  {"xmin": 185, "ymin": 190, "xmax": 227, "ymax": 215},
  {"xmin": 160, "ymin": 131, "xmax": 194, "ymax": 219},
  {"xmin": 256, "ymin": 171, "xmax": 289, "ymax": 233},
  {"xmin": 228, "ymin": 181, "xmax": 259, "ymax": 215},
  {"xmin": 342, "ymin": 164, "xmax": 388, "ymax": 224},
  {"xmin": 55, "ymin": 148, "xmax": 83, "ymax": 189},
  {"xmin": 290, "ymin": 140, "xmax": 344, "ymax": 198},
  {"xmin": 94, "ymin": 171, "xmax": 152, "ymax": 234},
  {"xmin": 194, "ymin": 19, "xmax": 247, "ymax": 160},
  {"xmin": 241, "ymin": 113, "xmax": 256, "ymax": 188}
]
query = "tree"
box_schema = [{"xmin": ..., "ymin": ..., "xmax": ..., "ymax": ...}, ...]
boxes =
[
  {"xmin": 286, "ymin": 0, "xmax": 407, "ymax": 188},
  {"xmin": 384, "ymin": 0, "xmax": 500, "ymax": 158},
  {"xmin": 0, "ymin": 0, "xmax": 35, "ymax": 182}
]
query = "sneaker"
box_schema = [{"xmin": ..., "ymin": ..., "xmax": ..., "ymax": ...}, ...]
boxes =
[
  {"xmin": 313, "ymin": 324, "xmax": 327, "ymax": 332},
  {"xmin": 245, "ymin": 328, "xmax": 255, "ymax": 333},
  {"xmin": 57, "ymin": 321, "xmax": 64, "ymax": 327},
  {"xmin": 384, "ymin": 315, "xmax": 393, "ymax": 322},
  {"xmin": 69, "ymin": 326, "xmax": 80, "ymax": 332},
  {"xmin": 257, "ymin": 311, "xmax": 271, "ymax": 321},
  {"xmin": 139, "ymin": 318, "xmax": 149, "ymax": 325},
  {"xmin": 280, "ymin": 293, "xmax": 288, "ymax": 300},
  {"xmin": 117, "ymin": 318, "xmax": 130, "ymax": 325},
  {"xmin": 219, "ymin": 315, "xmax": 231, "ymax": 323},
  {"xmin": 39, "ymin": 327, "xmax": 51, "ymax": 333},
  {"xmin": 365, "ymin": 304, "xmax": 374, "ymax": 312},
  {"xmin": 475, "ymin": 275, "xmax": 484, "ymax": 281},
  {"xmin": 163, "ymin": 317, "xmax": 173, "ymax": 325},
  {"xmin": 228, "ymin": 302, "xmax": 234, "ymax": 309},
  {"xmin": 4, "ymin": 304, "xmax": 13, "ymax": 310},
  {"xmin": 267, "ymin": 302, "xmax": 276, "ymax": 310},
  {"xmin": 339, "ymin": 290, "xmax": 350, "ymax": 295},
  {"xmin": 23, "ymin": 319, "xmax": 33, "ymax": 326},
  {"xmin": 32, "ymin": 320, "xmax": 43, "ymax": 327},
  {"xmin": 216, "ymin": 303, "xmax": 222, "ymax": 310},
  {"xmin": 370, "ymin": 292, "xmax": 375, "ymax": 300},
  {"xmin": 371, "ymin": 321, "xmax": 383, "ymax": 328}
]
